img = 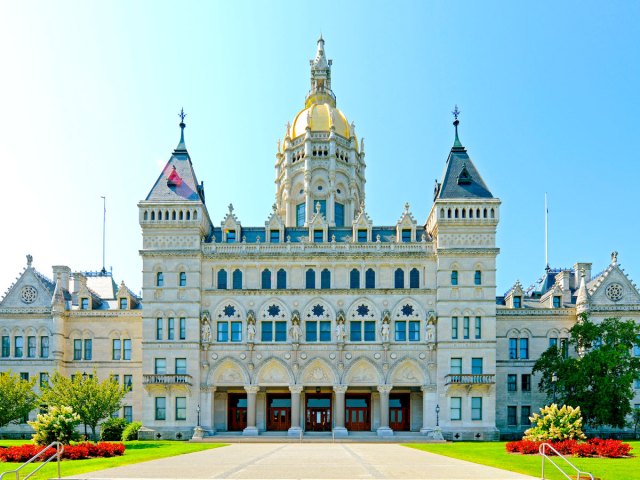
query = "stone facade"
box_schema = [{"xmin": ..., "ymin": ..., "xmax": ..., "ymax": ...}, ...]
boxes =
[{"xmin": 1, "ymin": 38, "xmax": 638, "ymax": 441}]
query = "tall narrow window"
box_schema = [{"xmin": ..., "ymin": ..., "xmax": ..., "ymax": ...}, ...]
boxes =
[
  {"xmin": 27, "ymin": 336, "xmax": 36, "ymax": 358},
  {"xmin": 155, "ymin": 397, "xmax": 166, "ymax": 420},
  {"xmin": 409, "ymin": 268, "xmax": 419, "ymax": 288},
  {"xmin": 175, "ymin": 358, "xmax": 187, "ymax": 375},
  {"xmin": 261, "ymin": 269, "xmax": 272, "ymax": 289},
  {"xmin": 156, "ymin": 272, "xmax": 164, "ymax": 287},
  {"xmin": 270, "ymin": 230, "xmax": 280, "ymax": 243},
  {"xmin": 471, "ymin": 397, "xmax": 483, "ymax": 420},
  {"xmin": 451, "ymin": 317, "xmax": 458, "ymax": 339},
  {"xmin": 296, "ymin": 203, "xmax": 305, "ymax": 226},
  {"xmin": 507, "ymin": 374, "xmax": 517, "ymax": 391},
  {"xmin": 451, "ymin": 270, "xmax": 458, "ymax": 286},
  {"xmin": 521, "ymin": 374, "xmax": 531, "ymax": 392},
  {"xmin": 521, "ymin": 406, "xmax": 531, "ymax": 426},
  {"xmin": 40, "ymin": 336, "xmax": 49, "ymax": 358},
  {"xmin": 119, "ymin": 298, "xmax": 128, "ymax": 309},
  {"xmin": 113, "ymin": 339, "xmax": 121, "ymax": 360},
  {"xmin": 508, "ymin": 338, "xmax": 517, "ymax": 359},
  {"xmin": 179, "ymin": 272, "xmax": 186, "ymax": 287},
  {"xmin": 232, "ymin": 269, "xmax": 242, "ymax": 290},
  {"xmin": 277, "ymin": 269, "xmax": 287, "ymax": 289},
  {"xmin": 408, "ymin": 321, "xmax": 420, "ymax": 341},
  {"xmin": 513, "ymin": 296, "xmax": 522, "ymax": 308},
  {"xmin": 15, "ymin": 336, "xmax": 24, "ymax": 358},
  {"xmin": 217, "ymin": 269, "xmax": 227, "ymax": 289},
  {"xmin": 40, "ymin": 372, "xmax": 49, "ymax": 389},
  {"xmin": 313, "ymin": 230, "xmax": 323, "ymax": 243},
  {"xmin": 124, "ymin": 375, "xmax": 133, "ymax": 391},
  {"xmin": 154, "ymin": 358, "xmax": 166, "ymax": 375},
  {"xmin": 1, "ymin": 336, "xmax": 10, "ymax": 357},
  {"xmin": 553, "ymin": 296, "xmax": 561, "ymax": 308},
  {"xmin": 123, "ymin": 339, "xmax": 132, "ymax": 360},
  {"xmin": 365, "ymin": 268, "xmax": 375, "ymax": 288},
  {"xmin": 451, "ymin": 397, "xmax": 462, "ymax": 420},
  {"xmin": 175, "ymin": 397, "xmax": 187, "ymax": 421},
  {"xmin": 335, "ymin": 203, "xmax": 344, "ymax": 227},
  {"xmin": 81, "ymin": 298, "xmax": 89, "ymax": 310},
  {"xmin": 474, "ymin": 316, "xmax": 482, "ymax": 339},
  {"xmin": 450, "ymin": 358, "xmax": 462, "ymax": 375},
  {"xmin": 123, "ymin": 406, "xmax": 133, "ymax": 423},
  {"xmin": 167, "ymin": 318, "xmax": 175, "ymax": 340},
  {"xmin": 83, "ymin": 339, "xmax": 92, "ymax": 360},
  {"xmin": 156, "ymin": 318, "xmax": 163, "ymax": 340},
  {"xmin": 474, "ymin": 270, "xmax": 482, "ymax": 285},
  {"xmin": 463, "ymin": 316, "xmax": 470, "ymax": 339},
  {"xmin": 394, "ymin": 268, "xmax": 404, "ymax": 289},
  {"xmin": 519, "ymin": 338, "xmax": 529, "ymax": 359},
  {"xmin": 471, "ymin": 358, "xmax": 483, "ymax": 375},
  {"xmin": 226, "ymin": 230, "xmax": 236, "ymax": 243},
  {"xmin": 507, "ymin": 406, "xmax": 517, "ymax": 426},
  {"xmin": 350, "ymin": 321, "xmax": 362, "ymax": 342},
  {"xmin": 179, "ymin": 318, "xmax": 186, "ymax": 340},
  {"xmin": 350, "ymin": 269, "xmax": 360, "ymax": 289},
  {"xmin": 395, "ymin": 321, "xmax": 407, "ymax": 341},
  {"xmin": 305, "ymin": 269, "xmax": 315, "ymax": 289},
  {"xmin": 320, "ymin": 269, "xmax": 331, "ymax": 289}
]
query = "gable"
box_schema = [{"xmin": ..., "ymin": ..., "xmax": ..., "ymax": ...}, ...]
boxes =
[
  {"xmin": 0, "ymin": 268, "xmax": 55, "ymax": 309},
  {"xmin": 589, "ymin": 267, "xmax": 640, "ymax": 306}
]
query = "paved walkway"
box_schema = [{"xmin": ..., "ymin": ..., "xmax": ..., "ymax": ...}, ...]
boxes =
[{"xmin": 67, "ymin": 443, "xmax": 537, "ymax": 479}]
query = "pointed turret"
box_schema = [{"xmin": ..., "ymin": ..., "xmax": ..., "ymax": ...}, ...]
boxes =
[
  {"xmin": 576, "ymin": 269, "xmax": 591, "ymax": 314},
  {"xmin": 306, "ymin": 35, "xmax": 335, "ymax": 108},
  {"xmin": 51, "ymin": 273, "xmax": 66, "ymax": 311}
]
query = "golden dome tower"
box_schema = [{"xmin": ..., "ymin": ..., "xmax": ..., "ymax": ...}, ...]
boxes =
[{"xmin": 275, "ymin": 36, "xmax": 366, "ymax": 228}]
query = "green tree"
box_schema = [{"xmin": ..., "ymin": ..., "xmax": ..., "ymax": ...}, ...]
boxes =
[
  {"xmin": 0, "ymin": 370, "xmax": 38, "ymax": 428},
  {"xmin": 532, "ymin": 315, "xmax": 640, "ymax": 429},
  {"xmin": 41, "ymin": 371, "xmax": 129, "ymax": 441}
]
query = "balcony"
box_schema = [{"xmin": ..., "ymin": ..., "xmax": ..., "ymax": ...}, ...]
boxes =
[
  {"xmin": 445, "ymin": 374, "xmax": 495, "ymax": 386},
  {"xmin": 143, "ymin": 374, "xmax": 192, "ymax": 385}
]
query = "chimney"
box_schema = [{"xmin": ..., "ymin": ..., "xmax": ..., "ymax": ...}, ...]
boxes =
[
  {"xmin": 72, "ymin": 272, "xmax": 87, "ymax": 293},
  {"xmin": 574, "ymin": 262, "xmax": 592, "ymax": 286},
  {"xmin": 52, "ymin": 266, "xmax": 71, "ymax": 291}
]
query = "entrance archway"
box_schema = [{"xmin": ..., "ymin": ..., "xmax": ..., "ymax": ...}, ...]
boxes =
[{"xmin": 305, "ymin": 393, "xmax": 332, "ymax": 431}]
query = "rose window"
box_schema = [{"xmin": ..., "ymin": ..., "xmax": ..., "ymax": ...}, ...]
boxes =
[
  {"xmin": 605, "ymin": 283, "xmax": 623, "ymax": 302},
  {"xmin": 20, "ymin": 285, "xmax": 37, "ymax": 304}
]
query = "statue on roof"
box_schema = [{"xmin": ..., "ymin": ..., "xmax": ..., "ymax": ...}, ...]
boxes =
[{"xmin": 26, "ymin": 254, "xmax": 33, "ymax": 268}]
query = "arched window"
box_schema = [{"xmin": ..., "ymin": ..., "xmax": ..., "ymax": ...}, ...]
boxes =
[
  {"xmin": 451, "ymin": 270, "xmax": 459, "ymax": 286},
  {"xmin": 483, "ymin": 208, "xmax": 488, "ymax": 218},
  {"xmin": 179, "ymin": 271, "xmax": 186, "ymax": 287},
  {"xmin": 476, "ymin": 208, "xmax": 480, "ymax": 218},
  {"xmin": 179, "ymin": 211, "xmax": 183, "ymax": 220},
  {"xmin": 156, "ymin": 272, "xmax": 164, "ymax": 287},
  {"xmin": 461, "ymin": 209, "xmax": 466, "ymax": 218},
  {"xmin": 232, "ymin": 269, "xmax": 243, "ymax": 290},
  {"xmin": 150, "ymin": 211, "xmax": 155, "ymax": 220},
  {"xmin": 172, "ymin": 210, "xmax": 176, "ymax": 220},
  {"xmin": 350, "ymin": 269, "xmax": 360, "ymax": 289},
  {"xmin": 193, "ymin": 210, "xmax": 198, "ymax": 220},
  {"xmin": 277, "ymin": 269, "xmax": 287, "ymax": 289},
  {"xmin": 469, "ymin": 209, "xmax": 473, "ymax": 218},
  {"xmin": 447, "ymin": 209, "xmax": 452, "ymax": 219},
  {"xmin": 490, "ymin": 208, "xmax": 495, "ymax": 218},
  {"xmin": 409, "ymin": 268, "xmax": 420, "ymax": 288},
  {"xmin": 217, "ymin": 270, "xmax": 227, "ymax": 290},
  {"xmin": 474, "ymin": 270, "xmax": 482, "ymax": 285},
  {"xmin": 261, "ymin": 269, "xmax": 271, "ymax": 289},
  {"xmin": 365, "ymin": 268, "xmax": 376, "ymax": 288},
  {"xmin": 454, "ymin": 209, "xmax": 459, "ymax": 219},
  {"xmin": 305, "ymin": 269, "xmax": 315, "ymax": 289},
  {"xmin": 394, "ymin": 268, "xmax": 404, "ymax": 289},
  {"xmin": 143, "ymin": 211, "xmax": 148, "ymax": 220},
  {"xmin": 321, "ymin": 269, "xmax": 331, "ymax": 289}
]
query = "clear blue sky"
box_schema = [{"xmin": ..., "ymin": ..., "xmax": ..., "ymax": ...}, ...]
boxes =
[{"xmin": 1, "ymin": 0, "xmax": 639, "ymax": 296}]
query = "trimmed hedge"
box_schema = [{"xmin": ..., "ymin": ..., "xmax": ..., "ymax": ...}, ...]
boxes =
[
  {"xmin": 0, "ymin": 442, "xmax": 126, "ymax": 463},
  {"xmin": 506, "ymin": 438, "xmax": 631, "ymax": 458}
]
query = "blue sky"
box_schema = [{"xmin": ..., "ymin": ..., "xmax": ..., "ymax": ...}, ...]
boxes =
[{"xmin": 1, "ymin": 0, "xmax": 638, "ymax": 296}]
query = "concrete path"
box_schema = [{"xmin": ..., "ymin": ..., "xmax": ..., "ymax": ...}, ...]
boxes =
[{"xmin": 66, "ymin": 443, "xmax": 538, "ymax": 480}]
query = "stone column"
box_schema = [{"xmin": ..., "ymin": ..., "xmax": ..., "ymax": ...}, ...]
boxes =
[
  {"xmin": 288, "ymin": 385, "xmax": 303, "ymax": 436},
  {"xmin": 209, "ymin": 387, "xmax": 217, "ymax": 434},
  {"xmin": 333, "ymin": 385, "xmax": 348, "ymax": 437},
  {"xmin": 243, "ymin": 385, "xmax": 259, "ymax": 436},
  {"xmin": 377, "ymin": 385, "xmax": 393, "ymax": 437}
]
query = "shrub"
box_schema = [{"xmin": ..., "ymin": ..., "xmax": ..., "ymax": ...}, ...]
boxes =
[
  {"xmin": 524, "ymin": 404, "xmax": 586, "ymax": 442},
  {"xmin": 0, "ymin": 442, "xmax": 125, "ymax": 463},
  {"xmin": 121, "ymin": 421, "xmax": 142, "ymax": 441},
  {"xmin": 28, "ymin": 405, "xmax": 81, "ymax": 445},
  {"xmin": 505, "ymin": 438, "xmax": 631, "ymax": 458},
  {"xmin": 100, "ymin": 417, "xmax": 128, "ymax": 441}
]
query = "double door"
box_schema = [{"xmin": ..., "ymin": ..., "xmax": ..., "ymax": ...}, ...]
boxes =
[
  {"xmin": 389, "ymin": 393, "xmax": 410, "ymax": 431},
  {"xmin": 345, "ymin": 394, "xmax": 371, "ymax": 431},
  {"xmin": 228, "ymin": 393, "xmax": 247, "ymax": 431},
  {"xmin": 305, "ymin": 394, "xmax": 332, "ymax": 431},
  {"xmin": 267, "ymin": 395, "xmax": 291, "ymax": 431}
]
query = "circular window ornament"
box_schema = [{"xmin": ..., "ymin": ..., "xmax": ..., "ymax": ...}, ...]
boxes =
[
  {"xmin": 20, "ymin": 285, "xmax": 38, "ymax": 304},
  {"xmin": 605, "ymin": 283, "xmax": 624, "ymax": 302}
]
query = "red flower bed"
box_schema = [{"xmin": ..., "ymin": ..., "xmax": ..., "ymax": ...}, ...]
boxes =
[
  {"xmin": 0, "ymin": 442, "xmax": 125, "ymax": 463},
  {"xmin": 505, "ymin": 438, "xmax": 631, "ymax": 458}
]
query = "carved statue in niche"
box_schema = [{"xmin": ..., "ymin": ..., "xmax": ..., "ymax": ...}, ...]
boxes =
[
  {"xmin": 200, "ymin": 312, "xmax": 212, "ymax": 343},
  {"xmin": 335, "ymin": 318, "xmax": 346, "ymax": 342},
  {"xmin": 290, "ymin": 318, "xmax": 302, "ymax": 342},
  {"xmin": 380, "ymin": 318, "xmax": 390, "ymax": 342},
  {"xmin": 426, "ymin": 320, "xmax": 436, "ymax": 344},
  {"xmin": 247, "ymin": 319, "xmax": 256, "ymax": 342}
]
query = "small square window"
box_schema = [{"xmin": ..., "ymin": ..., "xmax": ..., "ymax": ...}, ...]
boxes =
[
  {"xmin": 553, "ymin": 296, "xmax": 561, "ymax": 308},
  {"xmin": 357, "ymin": 230, "xmax": 367, "ymax": 242},
  {"xmin": 270, "ymin": 230, "xmax": 280, "ymax": 243},
  {"xmin": 226, "ymin": 230, "xmax": 236, "ymax": 243},
  {"xmin": 119, "ymin": 298, "xmax": 128, "ymax": 310},
  {"xmin": 401, "ymin": 229, "xmax": 411, "ymax": 243},
  {"xmin": 513, "ymin": 296, "xmax": 522, "ymax": 308},
  {"xmin": 313, "ymin": 230, "xmax": 323, "ymax": 243},
  {"xmin": 81, "ymin": 298, "xmax": 89, "ymax": 310}
]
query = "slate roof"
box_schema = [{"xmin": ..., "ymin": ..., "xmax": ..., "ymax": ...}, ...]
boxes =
[
  {"xmin": 436, "ymin": 144, "xmax": 493, "ymax": 200},
  {"xmin": 145, "ymin": 124, "xmax": 204, "ymax": 203}
]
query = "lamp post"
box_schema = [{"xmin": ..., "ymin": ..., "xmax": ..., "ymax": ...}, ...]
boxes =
[
  {"xmin": 435, "ymin": 404, "xmax": 440, "ymax": 427},
  {"xmin": 552, "ymin": 373, "xmax": 558, "ymax": 404},
  {"xmin": 197, "ymin": 404, "xmax": 201, "ymax": 427}
]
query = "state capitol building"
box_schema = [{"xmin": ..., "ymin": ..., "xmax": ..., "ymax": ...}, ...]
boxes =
[{"xmin": 1, "ymin": 38, "xmax": 639, "ymax": 441}]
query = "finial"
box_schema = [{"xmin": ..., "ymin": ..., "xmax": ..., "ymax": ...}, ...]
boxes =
[
  {"xmin": 228, "ymin": 203, "xmax": 234, "ymax": 214},
  {"xmin": 175, "ymin": 108, "xmax": 187, "ymax": 149},
  {"xmin": 360, "ymin": 200, "xmax": 365, "ymax": 213},
  {"xmin": 179, "ymin": 108, "xmax": 186, "ymax": 124},
  {"xmin": 404, "ymin": 202, "xmax": 410, "ymax": 213},
  {"xmin": 315, "ymin": 202, "xmax": 321, "ymax": 214},
  {"xmin": 272, "ymin": 203, "xmax": 277, "ymax": 213},
  {"xmin": 26, "ymin": 254, "xmax": 33, "ymax": 268},
  {"xmin": 318, "ymin": 33, "xmax": 324, "ymax": 43},
  {"xmin": 611, "ymin": 251, "xmax": 618, "ymax": 265},
  {"xmin": 452, "ymin": 105, "xmax": 462, "ymax": 148}
]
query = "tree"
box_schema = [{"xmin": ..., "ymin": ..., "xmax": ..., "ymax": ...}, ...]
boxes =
[
  {"xmin": 532, "ymin": 315, "xmax": 640, "ymax": 429},
  {"xmin": 41, "ymin": 371, "xmax": 129, "ymax": 441},
  {"xmin": 0, "ymin": 370, "xmax": 38, "ymax": 429},
  {"xmin": 632, "ymin": 408, "xmax": 640, "ymax": 440}
]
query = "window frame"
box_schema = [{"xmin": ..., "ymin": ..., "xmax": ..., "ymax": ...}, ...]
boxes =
[
  {"xmin": 156, "ymin": 272, "xmax": 164, "ymax": 287},
  {"xmin": 471, "ymin": 397, "xmax": 482, "ymax": 420},
  {"xmin": 155, "ymin": 397, "xmax": 166, "ymax": 420},
  {"xmin": 179, "ymin": 271, "xmax": 186, "ymax": 287},
  {"xmin": 507, "ymin": 374, "xmax": 517, "ymax": 392},
  {"xmin": 450, "ymin": 397, "xmax": 462, "ymax": 421},
  {"xmin": 451, "ymin": 270, "xmax": 458, "ymax": 286},
  {"xmin": 175, "ymin": 397, "xmax": 187, "ymax": 421}
]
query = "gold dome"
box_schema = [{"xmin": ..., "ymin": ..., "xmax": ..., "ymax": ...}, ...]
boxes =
[{"xmin": 291, "ymin": 103, "xmax": 352, "ymax": 140}]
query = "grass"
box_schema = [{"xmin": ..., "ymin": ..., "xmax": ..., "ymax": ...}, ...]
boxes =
[
  {"xmin": 406, "ymin": 441, "xmax": 640, "ymax": 480},
  {"xmin": 0, "ymin": 440, "xmax": 226, "ymax": 480}
]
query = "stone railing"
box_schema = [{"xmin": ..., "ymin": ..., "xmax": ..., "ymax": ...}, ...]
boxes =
[
  {"xmin": 143, "ymin": 374, "xmax": 192, "ymax": 385},
  {"xmin": 202, "ymin": 241, "xmax": 433, "ymax": 255},
  {"xmin": 444, "ymin": 374, "xmax": 495, "ymax": 385}
]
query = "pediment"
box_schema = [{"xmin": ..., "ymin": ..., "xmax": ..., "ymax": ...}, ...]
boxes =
[
  {"xmin": 301, "ymin": 359, "xmax": 336, "ymax": 385},
  {"xmin": 0, "ymin": 267, "xmax": 54, "ymax": 309},
  {"xmin": 589, "ymin": 267, "xmax": 640, "ymax": 305},
  {"xmin": 344, "ymin": 359, "xmax": 381, "ymax": 385},
  {"xmin": 212, "ymin": 360, "xmax": 247, "ymax": 385},
  {"xmin": 390, "ymin": 360, "xmax": 425, "ymax": 385},
  {"xmin": 256, "ymin": 359, "xmax": 292, "ymax": 385}
]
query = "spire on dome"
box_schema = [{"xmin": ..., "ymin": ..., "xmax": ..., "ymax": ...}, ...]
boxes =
[
  {"xmin": 306, "ymin": 36, "xmax": 335, "ymax": 108},
  {"xmin": 452, "ymin": 105, "xmax": 463, "ymax": 149},
  {"xmin": 175, "ymin": 108, "xmax": 187, "ymax": 152}
]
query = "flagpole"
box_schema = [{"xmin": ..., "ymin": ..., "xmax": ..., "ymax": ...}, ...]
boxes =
[
  {"xmin": 544, "ymin": 192, "xmax": 548, "ymax": 270},
  {"xmin": 101, "ymin": 196, "xmax": 106, "ymax": 274}
]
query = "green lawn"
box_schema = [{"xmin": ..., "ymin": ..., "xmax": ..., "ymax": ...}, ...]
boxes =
[
  {"xmin": 406, "ymin": 441, "xmax": 640, "ymax": 480},
  {"xmin": 0, "ymin": 440, "xmax": 226, "ymax": 480}
]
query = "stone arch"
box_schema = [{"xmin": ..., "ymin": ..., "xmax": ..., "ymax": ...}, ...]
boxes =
[
  {"xmin": 546, "ymin": 327, "xmax": 560, "ymax": 338},
  {"xmin": 68, "ymin": 328, "xmax": 83, "ymax": 339},
  {"xmin": 388, "ymin": 357, "xmax": 428, "ymax": 385},
  {"xmin": 258, "ymin": 298, "xmax": 290, "ymax": 321},
  {"xmin": 108, "ymin": 329, "xmax": 122, "ymax": 339},
  {"xmin": 209, "ymin": 357, "xmax": 250, "ymax": 386},
  {"xmin": 302, "ymin": 298, "xmax": 335, "ymax": 322},
  {"xmin": 474, "ymin": 307, "xmax": 486, "ymax": 316},
  {"xmin": 255, "ymin": 357, "xmax": 294, "ymax": 386},
  {"xmin": 346, "ymin": 298, "xmax": 379, "ymax": 322},
  {"xmin": 449, "ymin": 261, "xmax": 461, "ymax": 270},
  {"xmin": 520, "ymin": 328, "xmax": 532, "ymax": 338},
  {"xmin": 300, "ymin": 357, "xmax": 338, "ymax": 386},
  {"xmin": 505, "ymin": 327, "xmax": 521, "ymax": 338},
  {"xmin": 24, "ymin": 326, "xmax": 36, "ymax": 336},
  {"xmin": 213, "ymin": 298, "xmax": 244, "ymax": 321},
  {"xmin": 36, "ymin": 326, "xmax": 51, "ymax": 336},
  {"xmin": 391, "ymin": 297, "xmax": 423, "ymax": 321},
  {"xmin": 343, "ymin": 357, "xmax": 383, "ymax": 386}
]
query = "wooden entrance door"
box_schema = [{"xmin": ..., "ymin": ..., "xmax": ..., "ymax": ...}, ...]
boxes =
[
  {"xmin": 267, "ymin": 395, "xmax": 291, "ymax": 431},
  {"xmin": 389, "ymin": 393, "xmax": 410, "ymax": 431},
  {"xmin": 345, "ymin": 394, "xmax": 371, "ymax": 431},
  {"xmin": 228, "ymin": 394, "xmax": 247, "ymax": 431},
  {"xmin": 305, "ymin": 394, "xmax": 332, "ymax": 431}
]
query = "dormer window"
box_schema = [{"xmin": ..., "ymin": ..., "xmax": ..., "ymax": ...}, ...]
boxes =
[
  {"xmin": 179, "ymin": 272, "xmax": 187, "ymax": 287},
  {"xmin": 357, "ymin": 230, "xmax": 367, "ymax": 242},
  {"xmin": 451, "ymin": 270, "xmax": 459, "ymax": 286},
  {"xmin": 401, "ymin": 229, "xmax": 411, "ymax": 243},
  {"xmin": 156, "ymin": 272, "xmax": 164, "ymax": 287},
  {"xmin": 81, "ymin": 298, "xmax": 89, "ymax": 310},
  {"xmin": 513, "ymin": 296, "xmax": 522, "ymax": 309},
  {"xmin": 553, "ymin": 296, "xmax": 561, "ymax": 308},
  {"xmin": 270, "ymin": 230, "xmax": 280, "ymax": 243},
  {"xmin": 335, "ymin": 203, "xmax": 344, "ymax": 226},
  {"xmin": 119, "ymin": 298, "xmax": 128, "ymax": 310},
  {"xmin": 226, "ymin": 230, "xmax": 236, "ymax": 243},
  {"xmin": 313, "ymin": 230, "xmax": 323, "ymax": 243}
]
